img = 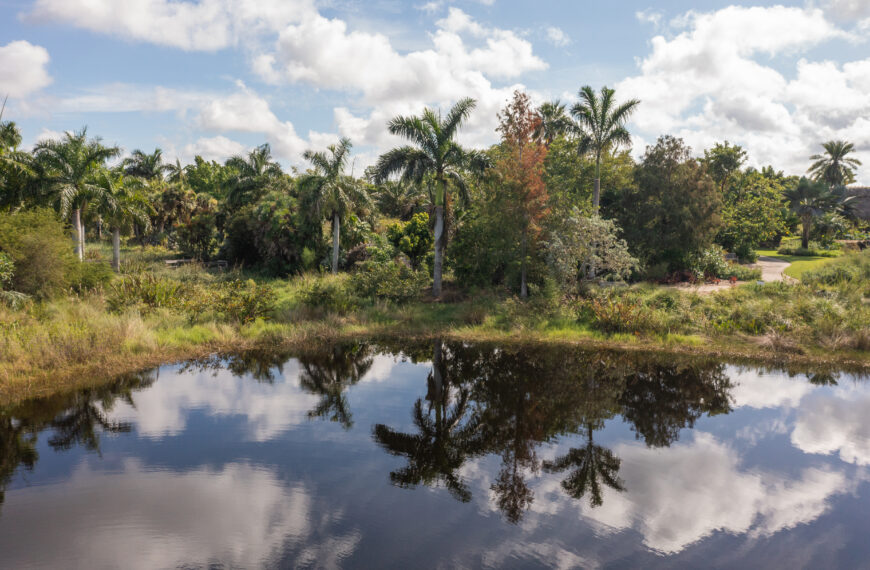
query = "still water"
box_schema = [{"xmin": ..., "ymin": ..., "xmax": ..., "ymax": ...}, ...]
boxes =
[{"xmin": 1, "ymin": 341, "xmax": 869, "ymax": 569}]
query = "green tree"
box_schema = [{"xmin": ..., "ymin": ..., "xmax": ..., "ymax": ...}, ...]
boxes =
[
  {"xmin": 784, "ymin": 177, "xmax": 849, "ymax": 249},
  {"xmin": 571, "ymin": 86, "xmax": 640, "ymax": 211},
  {"xmin": 373, "ymin": 98, "xmax": 490, "ymax": 296},
  {"xmin": 94, "ymin": 170, "xmax": 153, "ymax": 271},
  {"xmin": 716, "ymin": 170, "xmax": 788, "ymax": 258},
  {"xmin": 703, "ymin": 141, "xmax": 747, "ymax": 193},
  {"xmin": 33, "ymin": 129, "xmax": 120, "ymax": 261},
  {"xmin": 299, "ymin": 137, "xmax": 370, "ymax": 274},
  {"xmin": 121, "ymin": 148, "xmax": 168, "ymax": 180},
  {"xmin": 610, "ymin": 135, "xmax": 722, "ymax": 270},
  {"xmin": 386, "ymin": 212, "xmax": 433, "ymax": 270},
  {"xmin": 225, "ymin": 144, "xmax": 283, "ymax": 211},
  {"xmin": 808, "ymin": 140, "xmax": 862, "ymax": 187},
  {"xmin": 534, "ymin": 100, "xmax": 573, "ymax": 147}
]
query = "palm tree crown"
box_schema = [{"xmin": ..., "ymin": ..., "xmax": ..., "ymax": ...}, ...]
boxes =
[
  {"xmin": 225, "ymin": 143, "xmax": 283, "ymax": 210},
  {"xmin": 808, "ymin": 140, "xmax": 862, "ymax": 187},
  {"xmin": 571, "ymin": 86, "xmax": 640, "ymax": 210},
  {"xmin": 784, "ymin": 177, "xmax": 851, "ymax": 249},
  {"xmin": 122, "ymin": 148, "xmax": 168, "ymax": 181},
  {"xmin": 373, "ymin": 98, "xmax": 490, "ymax": 296},
  {"xmin": 534, "ymin": 100, "xmax": 573, "ymax": 146}
]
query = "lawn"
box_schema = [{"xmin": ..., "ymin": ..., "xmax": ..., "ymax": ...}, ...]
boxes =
[{"xmin": 756, "ymin": 249, "xmax": 839, "ymax": 279}]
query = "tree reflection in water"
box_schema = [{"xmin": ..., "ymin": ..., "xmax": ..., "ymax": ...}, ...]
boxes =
[{"xmin": 298, "ymin": 344, "xmax": 373, "ymax": 429}]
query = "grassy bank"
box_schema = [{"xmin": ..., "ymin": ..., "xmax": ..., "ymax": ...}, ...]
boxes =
[
  {"xmin": 1, "ymin": 245, "xmax": 868, "ymax": 404},
  {"xmin": 756, "ymin": 249, "xmax": 840, "ymax": 279}
]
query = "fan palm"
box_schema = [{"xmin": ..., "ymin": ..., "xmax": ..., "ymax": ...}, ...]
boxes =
[
  {"xmin": 33, "ymin": 128, "xmax": 120, "ymax": 261},
  {"xmin": 94, "ymin": 170, "xmax": 153, "ymax": 271},
  {"xmin": 783, "ymin": 177, "xmax": 849, "ymax": 249},
  {"xmin": 373, "ymin": 98, "xmax": 490, "ymax": 296},
  {"xmin": 122, "ymin": 148, "xmax": 168, "ymax": 180},
  {"xmin": 299, "ymin": 137, "xmax": 370, "ymax": 273},
  {"xmin": 808, "ymin": 140, "xmax": 862, "ymax": 187},
  {"xmin": 571, "ymin": 86, "xmax": 640, "ymax": 210},
  {"xmin": 225, "ymin": 143, "xmax": 283, "ymax": 210}
]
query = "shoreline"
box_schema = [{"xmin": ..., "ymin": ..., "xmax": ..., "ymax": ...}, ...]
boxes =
[{"xmin": 3, "ymin": 322, "xmax": 868, "ymax": 407}]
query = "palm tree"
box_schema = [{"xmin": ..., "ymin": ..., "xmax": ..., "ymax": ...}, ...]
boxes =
[
  {"xmin": 95, "ymin": 170, "xmax": 153, "ymax": 271},
  {"xmin": 225, "ymin": 144, "xmax": 283, "ymax": 210},
  {"xmin": 571, "ymin": 86, "xmax": 640, "ymax": 210},
  {"xmin": 122, "ymin": 148, "xmax": 168, "ymax": 180},
  {"xmin": 534, "ymin": 100, "xmax": 573, "ymax": 147},
  {"xmin": 299, "ymin": 138, "xmax": 370, "ymax": 274},
  {"xmin": 373, "ymin": 180, "xmax": 426, "ymax": 220},
  {"xmin": 784, "ymin": 177, "xmax": 850, "ymax": 249},
  {"xmin": 808, "ymin": 140, "xmax": 862, "ymax": 187},
  {"xmin": 542, "ymin": 422, "xmax": 624, "ymax": 507},
  {"xmin": 373, "ymin": 98, "xmax": 490, "ymax": 296},
  {"xmin": 33, "ymin": 129, "xmax": 120, "ymax": 261},
  {"xmin": 298, "ymin": 344, "xmax": 373, "ymax": 429}
]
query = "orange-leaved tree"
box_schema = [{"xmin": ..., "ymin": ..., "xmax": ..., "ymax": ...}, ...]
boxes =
[{"xmin": 496, "ymin": 91, "xmax": 549, "ymax": 298}]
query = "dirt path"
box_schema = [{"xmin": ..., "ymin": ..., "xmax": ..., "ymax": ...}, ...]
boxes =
[{"xmin": 665, "ymin": 256, "xmax": 793, "ymax": 295}]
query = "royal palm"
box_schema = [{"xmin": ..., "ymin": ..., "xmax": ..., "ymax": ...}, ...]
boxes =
[
  {"xmin": 374, "ymin": 98, "xmax": 489, "ymax": 296},
  {"xmin": 808, "ymin": 140, "xmax": 862, "ymax": 187}
]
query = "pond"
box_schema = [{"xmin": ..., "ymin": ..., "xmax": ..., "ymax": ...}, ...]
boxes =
[{"xmin": 1, "ymin": 341, "xmax": 868, "ymax": 569}]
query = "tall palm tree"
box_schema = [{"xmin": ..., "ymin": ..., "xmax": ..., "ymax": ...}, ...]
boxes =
[
  {"xmin": 571, "ymin": 86, "xmax": 640, "ymax": 210},
  {"xmin": 534, "ymin": 100, "xmax": 573, "ymax": 147},
  {"xmin": 808, "ymin": 140, "xmax": 862, "ymax": 187},
  {"xmin": 121, "ymin": 148, "xmax": 168, "ymax": 180},
  {"xmin": 542, "ymin": 422, "xmax": 624, "ymax": 508},
  {"xmin": 95, "ymin": 170, "xmax": 153, "ymax": 271},
  {"xmin": 373, "ymin": 98, "xmax": 490, "ymax": 296},
  {"xmin": 33, "ymin": 129, "xmax": 120, "ymax": 261},
  {"xmin": 784, "ymin": 177, "xmax": 850, "ymax": 249},
  {"xmin": 299, "ymin": 138, "xmax": 370, "ymax": 274},
  {"xmin": 225, "ymin": 143, "xmax": 283, "ymax": 210}
]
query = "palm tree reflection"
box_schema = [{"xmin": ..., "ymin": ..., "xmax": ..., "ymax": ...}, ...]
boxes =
[
  {"xmin": 299, "ymin": 344, "xmax": 373, "ymax": 429},
  {"xmin": 543, "ymin": 422, "xmax": 624, "ymax": 508}
]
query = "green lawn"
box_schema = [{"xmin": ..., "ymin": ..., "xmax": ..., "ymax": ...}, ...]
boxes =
[{"xmin": 756, "ymin": 249, "xmax": 839, "ymax": 279}]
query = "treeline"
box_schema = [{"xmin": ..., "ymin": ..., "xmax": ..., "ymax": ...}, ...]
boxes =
[{"xmin": 0, "ymin": 87, "xmax": 865, "ymax": 299}]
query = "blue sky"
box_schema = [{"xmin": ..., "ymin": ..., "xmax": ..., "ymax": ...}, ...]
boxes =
[{"xmin": 1, "ymin": 0, "xmax": 868, "ymax": 182}]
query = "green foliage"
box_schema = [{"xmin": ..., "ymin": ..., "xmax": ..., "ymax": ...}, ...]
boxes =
[
  {"xmin": 177, "ymin": 198, "xmax": 220, "ymax": 261},
  {"xmin": 386, "ymin": 212, "xmax": 433, "ymax": 270},
  {"xmin": 300, "ymin": 276, "xmax": 358, "ymax": 314},
  {"xmin": 716, "ymin": 170, "xmax": 788, "ymax": 258},
  {"xmin": 211, "ymin": 279, "xmax": 276, "ymax": 323},
  {"xmin": 0, "ymin": 208, "xmax": 76, "ymax": 297},
  {"xmin": 0, "ymin": 252, "xmax": 13, "ymax": 289},
  {"xmin": 703, "ymin": 141, "xmax": 746, "ymax": 191},
  {"xmin": 609, "ymin": 136, "xmax": 722, "ymax": 271},
  {"xmin": 350, "ymin": 260, "xmax": 428, "ymax": 303},
  {"xmin": 689, "ymin": 245, "xmax": 729, "ymax": 278},
  {"xmin": 587, "ymin": 295, "xmax": 646, "ymax": 334},
  {"xmin": 802, "ymin": 264, "xmax": 860, "ymax": 286},
  {"xmin": 69, "ymin": 261, "xmax": 115, "ymax": 292},
  {"xmin": 107, "ymin": 273, "xmax": 184, "ymax": 313},
  {"xmin": 777, "ymin": 244, "xmax": 841, "ymax": 257}
]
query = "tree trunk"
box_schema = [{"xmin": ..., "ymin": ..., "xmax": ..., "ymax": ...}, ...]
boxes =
[
  {"xmin": 802, "ymin": 217, "xmax": 811, "ymax": 249},
  {"xmin": 593, "ymin": 155, "xmax": 601, "ymax": 211},
  {"xmin": 520, "ymin": 227, "xmax": 528, "ymax": 299},
  {"xmin": 112, "ymin": 227, "xmax": 121, "ymax": 272},
  {"xmin": 97, "ymin": 217, "xmax": 103, "ymax": 240},
  {"xmin": 73, "ymin": 208, "xmax": 83, "ymax": 262},
  {"xmin": 332, "ymin": 213, "xmax": 340, "ymax": 274},
  {"xmin": 80, "ymin": 221, "xmax": 86, "ymax": 259},
  {"xmin": 433, "ymin": 205, "xmax": 444, "ymax": 297}
]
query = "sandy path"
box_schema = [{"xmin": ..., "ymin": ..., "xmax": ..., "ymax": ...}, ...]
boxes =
[{"xmin": 665, "ymin": 256, "xmax": 792, "ymax": 295}]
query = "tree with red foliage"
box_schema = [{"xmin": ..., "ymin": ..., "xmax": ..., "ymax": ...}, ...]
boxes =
[{"xmin": 496, "ymin": 91, "xmax": 549, "ymax": 298}]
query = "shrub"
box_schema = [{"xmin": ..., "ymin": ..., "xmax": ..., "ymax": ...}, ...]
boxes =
[
  {"xmin": 689, "ymin": 245, "xmax": 729, "ymax": 279},
  {"xmin": 213, "ymin": 279, "xmax": 276, "ymax": 323},
  {"xmin": 777, "ymin": 245, "xmax": 841, "ymax": 257},
  {"xmin": 587, "ymin": 295, "xmax": 647, "ymax": 334},
  {"xmin": 107, "ymin": 273, "xmax": 185, "ymax": 313},
  {"xmin": 386, "ymin": 213, "xmax": 433, "ymax": 270},
  {"xmin": 350, "ymin": 260, "xmax": 428, "ymax": 303},
  {"xmin": 69, "ymin": 261, "xmax": 115, "ymax": 292},
  {"xmin": 802, "ymin": 264, "xmax": 860, "ymax": 286},
  {"xmin": 300, "ymin": 276, "xmax": 357, "ymax": 314},
  {"xmin": 0, "ymin": 252, "xmax": 13, "ymax": 289},
  {"xmin": 0, "ymin": 208, "xmax": 77, "ymax": 298}
]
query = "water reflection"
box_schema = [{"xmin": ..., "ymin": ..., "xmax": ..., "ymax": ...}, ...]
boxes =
[{"xmin": 0, "ymin": 342, "xmax": 868, "ymax": 567}]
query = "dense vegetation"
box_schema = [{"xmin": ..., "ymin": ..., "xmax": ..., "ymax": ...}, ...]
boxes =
[{"xmin": 0, "ymin": 87, "xmax": 868, "ymax": 395}]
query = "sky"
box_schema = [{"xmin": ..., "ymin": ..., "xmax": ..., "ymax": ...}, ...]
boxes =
[{"xmin": 1, "ymin": 0, "xmax": 869, "ymax": 183}]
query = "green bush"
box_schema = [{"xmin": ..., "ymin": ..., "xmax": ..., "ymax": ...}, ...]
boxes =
[
  {"xmin": 300, "ymin": 277, "xmax": 358, "ymax": 314},
  {"xmin": 0, "ymin": 252, "xmax": 13, "ymax": 289},
  {"xmin": 69, "ymin": 261, "xmax": 115, "ymax": 292},
  {"xmin": 107, "ymin": 273, "xmax": 185, "ymax": 313},
  {"xmin": 213, "ymin": 279, "xmax": 276, "ymax": 323},
  {"xmin": 0, "ymin": 208, "xmax": 76, "ymax": 298},
  {"xmin": 802, "ymin": 264, "xmax": 860, "ymax": 286},
  {"xmin": 689, "ymin": 245, "xmax": 729, "ymax": 278},
  {"xmin": 777, "ymin": 245, "xmax": 841, "ymax": 257},
  {"xmin": 586, "ymin": 295, "xmax": 648, "ymax": 334},
  {"xmin": 350, "ymin": 260, "xmax": 428, "ymax": 303}
]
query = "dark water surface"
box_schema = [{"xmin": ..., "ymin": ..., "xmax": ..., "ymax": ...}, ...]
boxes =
[{"xmin": 1, "ymin": 342, "xmax": 869, "ymax": 569}]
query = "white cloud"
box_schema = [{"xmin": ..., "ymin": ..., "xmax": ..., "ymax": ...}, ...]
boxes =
[
  {"xmin": 0, "ymin": 460, "xmax": 360, "ymax": 569},
  {"xmin": 26, "ymin": 0, "xmax": 315, "ymax": 51},
  {"xmin": 0, "ymin": 40, "xmax": 52, "ymax": 98},
  {"xmin": 546, "ymin": 27, "xmax": 571, "ymax": 48},
  {"xmin": 823, "ymin": 0, "xmax": 870, "ymax": 21},
  {"xmin": 792, "ymin": 383, "xmax": 870, "ymax": 466},
  {"xmin": 729, "ymin": 368, "xmax": 814, "ymax": 410},
  {"xmin": 179, "ymin": 135, "xmax": 248, "ymax": 163},
  {"xmin": 618, "ymin": 5, "xmax": 870, "ymax": 183},
  {"xmin": 578, "ymin": 433, "xmax": 849, "ymax": 554}
]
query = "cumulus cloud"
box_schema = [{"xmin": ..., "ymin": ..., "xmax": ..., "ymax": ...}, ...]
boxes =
[
  {"xmin": 729, "ymin": 368, "xmax": 814, "ymax": 410},
  {"xmin": 0, "ymin": 460, "xmax": 360, "ymax": 569},
  {"xmin": 792, "ymin": 383, "xmax": 870, "ymax": 466},
  {"xmin": 26, "ymin": 0, "xmax": 315, "ymax": 51},
  {"xmin": 0, "ymin": 40, "xmax": 52, "ymax": 98},
  {"xmin": 618, "ymin": 5, "xmax": 870, "ymax": 183},
  {"xmin": 179, "ymin": 135, "xmax": 248, "ymax": 163}
]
